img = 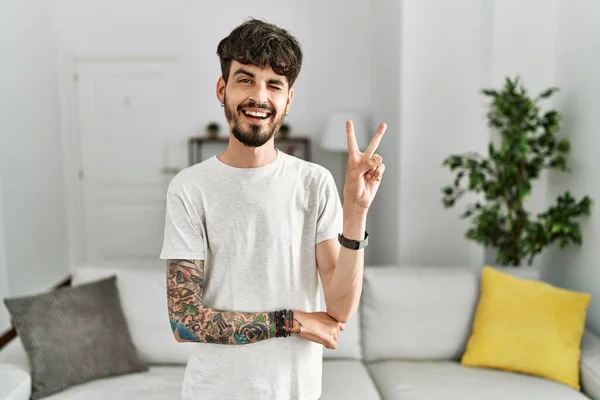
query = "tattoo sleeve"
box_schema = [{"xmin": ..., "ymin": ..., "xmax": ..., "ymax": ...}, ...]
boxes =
[{"xmin": 167, "ymin": 259, "xmax": 285, "ymax": 344}]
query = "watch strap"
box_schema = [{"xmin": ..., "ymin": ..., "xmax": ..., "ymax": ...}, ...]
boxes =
[{"xmin": 338, "ymin": 231, "xmax": 369, "ymax": 250}]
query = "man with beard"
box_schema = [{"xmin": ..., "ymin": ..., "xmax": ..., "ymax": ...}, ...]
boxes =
[{"xmin": 160, "ymin": 18, "xmax": 386, "ymax": 400}]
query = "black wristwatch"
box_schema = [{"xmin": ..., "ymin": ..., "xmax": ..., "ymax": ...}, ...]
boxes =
[{"xmin": 338, "ymin": 231, "xmax": 369, "ymax": 250}]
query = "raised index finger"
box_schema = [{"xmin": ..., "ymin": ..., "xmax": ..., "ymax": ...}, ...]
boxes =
[
  {"xmin": 364, "ymin": 123, "xmax": 387, "ymax": 158},
  {"xmin": 346, "ymin": 120, "xmax": 360, "ymax": 155}
]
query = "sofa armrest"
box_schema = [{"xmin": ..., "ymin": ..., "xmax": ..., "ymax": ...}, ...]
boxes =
[
  {"xmin": 581, "ymin": 329, "xmax": 600, "ymax": 399},
  {"xmin": 0, "ymin": 364, "xmax": 31, "ymax": 400}
]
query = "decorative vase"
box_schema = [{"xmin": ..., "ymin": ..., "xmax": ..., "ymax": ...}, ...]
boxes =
[
  {"xmin": 483, "ymin": 247, "xmax": 541, "ymax": 280},
  {"xmin": 486, "ymin": 264, "xmax": 541, "ymax": 280},
  {"xmin": 278, "ymin": 125, "xmax": 290, "ymax": 139},
  {"xmin": 207, "ymin": 128, "xmax": 219, "ymax": 139}
]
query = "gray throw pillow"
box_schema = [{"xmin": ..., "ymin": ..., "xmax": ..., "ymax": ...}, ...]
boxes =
[{"xmin": 3, "ymin": 275, "xmax": 148, "ymax": 399}]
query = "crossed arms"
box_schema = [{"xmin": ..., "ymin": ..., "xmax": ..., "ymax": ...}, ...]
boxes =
[
  {"xmin": 167, "ymin": 258, "xmax": 298, "ymax": 344},
  {"xmin": 166, "ymin": 219, "xmax": 366, "ymax": 346}
]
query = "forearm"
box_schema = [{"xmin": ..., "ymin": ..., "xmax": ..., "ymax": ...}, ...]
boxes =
[
  {"xmin": 327, "ymin": 207, "xmax": 367, "ymax": 323},
  {"xmin": 170, "ymin": 306, "xmax": 278, "ymax": 344},
  {"xmin": 167, "ymin": 259, "xmax": 299, "ymax": 345}
]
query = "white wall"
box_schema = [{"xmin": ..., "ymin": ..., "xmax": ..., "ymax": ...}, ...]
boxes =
[
  {"xmin": 0, "ymin": 0, "xmax": 69, "ymax": 310},
  {"xmin": 543, "ymin": 0, "xmax": 600, "ymax": 334},
  {"xmin": 0, "ymin": 173, "xmax": 9, "ymax": 330},
  {"xmin": 4, "ymin": 1, "xmax": 598, "ymax": 325},
  {"xmin": 52, "ymin": 0, "xmax": 372, "ymax": 175},
  {"xmin": 397, "ymin": 0, "xmax": 492, "ymax": 266},
  {"xmin": 52, "ymin": 0, "xmax": 376, "ymax": 264},
  {"xmin": 55, "ymin": 0, "xmax": 527, "ymax": 270},
  {"xmin": 395, "ymin": 0, "xmax": 570, "ymax": 269},
  {"xmin": 367, "ymin": 0, "xmax": 401, "ymax": 265},
  {"xmin": 484, "ymin": 0, "xmax": 559, "ymax": 267}
]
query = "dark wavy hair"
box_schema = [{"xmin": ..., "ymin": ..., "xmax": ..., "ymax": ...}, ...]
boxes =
[{"xmin": 217, "ymin": 18, "xmax": 303, "ymax": 88}]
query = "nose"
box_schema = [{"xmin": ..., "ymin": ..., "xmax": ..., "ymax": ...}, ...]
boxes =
[{"xmin": 248, "ymin": 82, "xmax": 270, "ymax": 107}]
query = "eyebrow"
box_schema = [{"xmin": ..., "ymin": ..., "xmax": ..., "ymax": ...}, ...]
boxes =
[{"xmin": 233, "ymin": 68, "xmax": 286, "ymax": 87}]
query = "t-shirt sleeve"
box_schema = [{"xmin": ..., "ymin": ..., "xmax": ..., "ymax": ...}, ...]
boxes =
[
  {"xmin": 315, "ymin": 170, "xmax": 343, "ymax": 245},
  {"xmin": 159, "ymin": 191, "xmax": 205, "ymax": 260}
]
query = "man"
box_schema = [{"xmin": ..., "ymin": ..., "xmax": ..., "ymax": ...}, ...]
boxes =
[{"xmin": 159, "ymin": 18, "xmax": 386, "ymax": 400}]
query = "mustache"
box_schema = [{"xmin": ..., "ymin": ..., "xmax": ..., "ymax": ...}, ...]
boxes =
[{"xmin": 237, "ymin": 100, "xmax": 274, "ymax": 114}]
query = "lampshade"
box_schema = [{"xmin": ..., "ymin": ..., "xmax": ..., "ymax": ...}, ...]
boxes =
[{"xmin": 321, "ymin": 112, "xmax": 369, "ymax": 152}]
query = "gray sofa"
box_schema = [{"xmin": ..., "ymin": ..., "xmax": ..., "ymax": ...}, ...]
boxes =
[{"xmin": 1, "ymin": 264, "xmax": 600, "ymax": 399}]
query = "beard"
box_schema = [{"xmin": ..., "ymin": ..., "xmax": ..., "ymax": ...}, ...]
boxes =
[{"xmin": 223, "ymin": 93, "xmax": 286, "ymax": 148}]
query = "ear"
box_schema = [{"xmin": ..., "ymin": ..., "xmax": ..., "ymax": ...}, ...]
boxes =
[
  {"xmin": 285, "ymin": 87, "xmax": 294, "ymax": 114},
  {"xmin": 216, "ymin": 76, "xmax": 226, "ymax": 104}
]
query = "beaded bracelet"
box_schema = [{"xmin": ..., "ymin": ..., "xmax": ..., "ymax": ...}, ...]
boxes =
[
  {"xmin": 276, "ymin": 309, "xmax": 282, "ymax": 338},
  {"xmin": 281, "ymin": 309, "xmax": 288, "ymax": 338},
  {"xmin": 274, "ymin": 311, "xmax": 280, "ymax": 338},
  {"xmin": 275, "ymin": 308, "xmax": 295, "ymax": 338}
]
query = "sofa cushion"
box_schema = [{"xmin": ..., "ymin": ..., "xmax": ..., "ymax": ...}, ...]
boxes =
[
  {"xmin": 41, "ymin": 366, "xmax": 185, "ymax": 400},
  {"xmin": 71, "ymin": 264, "xmax": 197, "ymax": 365},
  {"xmin": 318, "ymin": 276, "xmax": 362, "ymax": 359},
  {"xmin": 0, "ymin": 336, "xmax": 31, "ymax": 400},
  {"xmin": 367, "ymin": 360, "xmax": 589, "ymax": 400},
  {"xmin": 461, "ymin": 266, "xmax": 591, "ymax": 391},
  {"xmin": 321, "ymin": 360, "xmax": 380, "ymax": 400},
  {"xmin": 3, "ymin": 276, "xmax": 148, "ymax": 400},
  {"xmin": 0, "ymin": 363, "xmax": 31, "ymax": 400},
  {"xmin": 361, "ymin": 265, "xmax": 479, "ymax": 362}
]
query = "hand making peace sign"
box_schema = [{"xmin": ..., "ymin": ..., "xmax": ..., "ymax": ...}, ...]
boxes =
[{"xmin": 343, "ymin": 121, "xmax": 387, "ymax": 212}]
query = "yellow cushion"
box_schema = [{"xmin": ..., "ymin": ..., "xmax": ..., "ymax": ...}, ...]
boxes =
[{"xmin": 461, "ymin": 265, "xmax": 591, "ymax": 390}]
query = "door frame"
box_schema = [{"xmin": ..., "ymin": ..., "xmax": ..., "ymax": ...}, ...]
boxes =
[{"xmin": 58, "ymin": 54, "xmax": 182, "ymax": 270}]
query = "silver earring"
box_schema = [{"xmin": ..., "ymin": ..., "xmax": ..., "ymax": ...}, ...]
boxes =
[{"xmin": 220, "ymin": 103, "xmax": 224, "ymax": 107}]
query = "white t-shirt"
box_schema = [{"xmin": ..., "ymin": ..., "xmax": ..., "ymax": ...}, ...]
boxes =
[{"xmin": 159, "ymin": 149, "xmax": 343, "ymax": 400}]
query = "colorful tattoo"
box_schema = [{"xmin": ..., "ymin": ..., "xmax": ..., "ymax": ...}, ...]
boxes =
[{"xmin": 167, "ymin": 259, "xmax": 278, "ymax": 344}]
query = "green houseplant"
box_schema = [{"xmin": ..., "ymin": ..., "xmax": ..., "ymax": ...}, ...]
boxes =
[
  {"xmin": 278, "ymin": 123, "xmax": 291, "ymax": 139},
  {"xmin": 441, "ymin": 76, "xmax": 592, "ymax": 267},
  {"xmin": 206, "ymin": 122, "xmax": 220, "ymax": 138}
]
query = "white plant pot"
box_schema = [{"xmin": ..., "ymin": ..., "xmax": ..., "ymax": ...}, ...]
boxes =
[
  {"xmin": 487, "ymin": 264, "xmax": 541, "ymax": 280},
  {"xmin": 483, "ymin": 247, "xmax": 541, "ymax": 280}
]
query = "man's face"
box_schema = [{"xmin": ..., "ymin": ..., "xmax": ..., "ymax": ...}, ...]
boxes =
[{"xmin": 217, "ymin": 60, "xmax": 294, "ymax": 147}]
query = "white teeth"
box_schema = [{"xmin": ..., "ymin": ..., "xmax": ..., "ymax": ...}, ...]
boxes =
[{"xmin": 243, "ymin": 110, "xmax": 269, "ymax": 118}]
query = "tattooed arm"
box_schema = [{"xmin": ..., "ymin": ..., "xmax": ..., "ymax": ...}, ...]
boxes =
[{"xmin": 167, "ymin": 258, "xmax": 301, "ymax": 345}]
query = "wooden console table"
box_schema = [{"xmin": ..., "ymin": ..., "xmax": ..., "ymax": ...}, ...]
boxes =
[{"xmin": 188, "ymin": 136, "xmax": 311, "ymax": 166}]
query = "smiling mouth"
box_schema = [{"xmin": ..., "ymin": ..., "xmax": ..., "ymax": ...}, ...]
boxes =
[{"xmin": 241, "ymin": 109, "xmax": 272, "ymax": 122}]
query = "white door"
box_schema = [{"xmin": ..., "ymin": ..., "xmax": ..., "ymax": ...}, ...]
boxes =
[{"xmin": 75, "ymin": 59, "xmax": 182, "ymax": 267}]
